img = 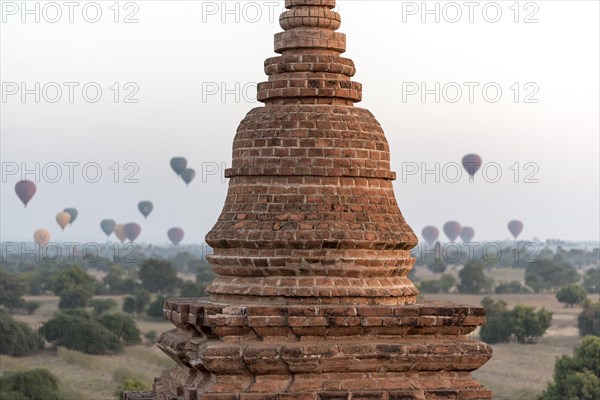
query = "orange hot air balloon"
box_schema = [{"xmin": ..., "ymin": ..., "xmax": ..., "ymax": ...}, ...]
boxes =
[
  {"xmin": 114, "ymin": 224, "xmax": 127, "ymax": 243},
  {"xmin": 33, "ymin": 229, "xmax": 51, "ymax": 246},
  {"xmin": 56, "ymin": 212, "xmax": 71, "ymax": 231}
]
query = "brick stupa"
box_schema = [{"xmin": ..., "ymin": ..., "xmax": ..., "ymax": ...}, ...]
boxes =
[{"xmin": 151, "ymin": 1, "xmax": 493, "ymax": 398}]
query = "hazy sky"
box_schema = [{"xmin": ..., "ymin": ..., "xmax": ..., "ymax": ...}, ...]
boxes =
[{"xmin": 1, "ymin": 0, "xmax": 599, "ymax": 244}]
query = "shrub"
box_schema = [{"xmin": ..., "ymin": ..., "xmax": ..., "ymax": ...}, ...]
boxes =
[
  {"xmin": 122, "ymin": 296, "xmax": 137, "ymax": 314},
  {"xmin": 144, "ymin": 330, "xmax": 157, "ymax": 344},
  {"xmin": 583, "ymin": 268, "xmax": 600, "ymax": 294},
  {"xmin": 495, "ymin": 281, "xmax": 531, "ymax": 294},
  {"xmin": 89, "ymin": 298, "xmax": 118, "ymax": 315},
  {"xmin": 25, "ymin": 300, "xmax": 41, "ymax": 315},
  {"xmin": 458, "ymin": 262, "xmax": 493, "ymax": 294},
  {"xmin": 40, "ymin": 311, "xmax": 123, "ymax": 354},
  {"xmin": 51, "ymin": 266, "xmax": 95, "ymax": 309},
  {"xmin": 419, "ymin": 274, "xmax": 456, "ymax": 294},
  {"xmin": 538, "ymin": 336, "xmax": 600, "ymax": 400},
  {"xmin": 0, "ymin": 309, "xmax": 43, "ymax": 356},
  {"xmin": 578, "ymin": 301, "xmax": 600, "ymax": 337},
  {"xmin": 114, "ymin": 379, "xmax": 150, "ymax": 400},
  {"xmin": 98, "ymin": 313, "xmax": 141, "ymax": 344},
  {"xmin": 0, "ymin": 369, "xmax": 61, "ymax": 400},
  {"xmin": 479, "ymin": 298, "xmax": 553, "ymax": 344},
  {"xmin": 426, "ymin": 260, "xmax": 447, "ymax": 274},
  {"xmin": 510, "ymin": 305, "xmax": 553, "ymax": 344},
  {"xmin": 146, "ymin": 296, "xmax": 166, "ymax": 318}
]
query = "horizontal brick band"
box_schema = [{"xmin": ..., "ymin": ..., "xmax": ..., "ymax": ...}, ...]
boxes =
[
  {"xmin": 285, "ymin": 0, "xmax": 337, "ymax": 8},
  {"xmin": 206, "ymin": 275, "xmax": 419, "ymax": 301},
  {"xmin": 208, "ymin": 249, "xmax": 414, "ymax": 278},
  {"xmin": 224, "ymin": 166, "xmax": 394, "ymax": 179},
  {"xmin": 275, "ymin": 29, "xmax": 346, "ymax": 53},
  {"xmin": 264, "ymin": 55, "xmax": 356, "ymax": 77},
  {"xmin": 162, "ymin": 299, "xmax": 488, "ymax": 338},
  {"xmin": 280, "ymin": 7, "xmax": 341, "ymax": 30}
]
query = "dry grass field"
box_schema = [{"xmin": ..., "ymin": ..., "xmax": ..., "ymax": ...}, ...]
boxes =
[{"xmin": 1, "ymin": 267, "xmax": 597, "ymax": 400}]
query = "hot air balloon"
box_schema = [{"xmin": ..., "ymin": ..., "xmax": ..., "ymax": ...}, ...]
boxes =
[
  {"xmin": 15, "ymin": 180, "xmax": 36, "ymax": 208},
  {"xmin": 33, "ymin": 229, "xmax": 50, "ymax": 246},
  {"xmin": 100, "ymin": 219, "xmax": 116, "ymax": 237},
  {"xmin": 181, "ymin": 168, "xmax": 195, "ymax": 186},
  {"xmin": 170, "ymin": 157, "xmax": 187, "ymax": 176},
  {"xmin": 167, "ymin": 227, "xmax": 184, "ymax": 245},
  {"xmin": 508, "ymin": 220, "xmax": 524, "ymax": 239},
  {"xmin": 462, "ymin": 154, "xmax": 482, "ymax": 177},
  {"xmin": 63, "ymin": 208, "xmax": 78, "ymax": 225},
  {"xmin": 460, "ymin": 227, "xmax": 475, "ymax": 242},
  {"xmin": 138, "ymin": 201, "xmax": 153, "ymax": 219},
  {"xmin": 56, "ymin": 212, "xmax": 71, "ymax": 231},
  {"xmin": 443, "ymin": 221, "xmax": 462, "ymax": 242},
  {"xmin": 421, "ymin": 226, "xmax": 439, "ymax": 245},
  {"xmin": 114, "ymin": 224, "xmax": 127, "ymax": 243},
  {"xmin": 123, "ymin": 223, "xmax": 141, "ymax": 242}
]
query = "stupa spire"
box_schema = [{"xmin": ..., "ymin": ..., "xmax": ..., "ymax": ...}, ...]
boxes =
[{"xmin": 258, "ymin": 0, "xmax": 361, "ymax": 105}]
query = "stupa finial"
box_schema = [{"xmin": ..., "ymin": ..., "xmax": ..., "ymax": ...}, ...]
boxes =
[{"xmin": 257, "ymin": 0, "xmax": 361, "ymax": 105}]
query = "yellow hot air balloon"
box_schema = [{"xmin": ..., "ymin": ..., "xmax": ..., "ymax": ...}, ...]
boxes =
[
  {"xmin": 56, "ymin": 212, "xmax": 71, "ymax": 231},
  {"xmin": 114, "ymin": 223, "xmax": 127, "ymax": 243},
  {"xmin": 33, "ymin": 229, "xmax": 51, "ymax": 246}
]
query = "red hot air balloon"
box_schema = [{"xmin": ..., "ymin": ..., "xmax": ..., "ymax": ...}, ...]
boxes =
[
  {"xmin": 15, "ymin": 180, "xmax": 37, "ymax": 207},
  {"xmin": 123, "ymin": 223, "xmax": 141, "ymax": 242},
  {"xmin": 462, "ymin": 154, "xmax": 482, "ymax": 177},
  {"xmin": 167, "ymin": 227, "xmax": 184, "ymax": 245},
  {"xmin": 460, "ymin": 227, "xmax": 475, "ymax": 242},
  {"xmin": 508, "ymin": 220, "xmax": 524, "ymax": 239},
  {"xmin": 421, "ymin": 226, "xmax": 439, "ymax": 245},
  {"xmin": 443, "ymin": 221, "xmax": 462, "ymax": 242}
]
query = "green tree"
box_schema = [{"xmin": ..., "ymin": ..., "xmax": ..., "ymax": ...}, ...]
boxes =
[
  {"xmin": 139, "ymin": 259, "xmax": 179, "ymax": 293},
  {"xmin": 146, "ymin": 296, "xmax": 166, "ymax": 318},
  {"xmin": 134, "ymin": 289, "xmax": 151, "ymax": 314},
  {"xmin": 89, "ymin": 298, "xmax": 118, "ymax": 315},
  {"xmin": 510, "ymin": 304, "xmax": 553, "ymax": 344},
  {"xmin": 98, "ymin": 313, "xmax": 141, "ymax": 344},
  {"xmin": 495, "ymin": 281, "xmax": 532, "ymax": 294},
  {"xmin": 525, "ymin": 259, "xmax": 579, "ymax": 293},
  {"xmin": 122, "ymin": 296, "xmax": 137, "ymax": 314},
  {"xmin": 556, "ymin": 284, "xmax": 588, "ymax": 307},
  {"xmin": 538, "ymin": 336, "xmax": 600, "ymax": 400},
  {"xmin": 180, "ymin": 280, "xmax": 209, "ymax": 297},
  {"xmin": 578, "ymin": 301, "xmax": 600, "ymax": 337},
  {"xmin": 457, "ymin": 262, "xmax": 493, "ymax": 294},
  {"xmin": 0, "ymin": 309, "xmax": 43, "ymax": 356},
  {"xmin": 0, "ymin": 269, "xmax": 27, "ymax": 310},
  {"xmin": 51, "ymin": 266, "xmax": 95, "ymax": 309},
  {"xmin": 419, "ymin": 274, "xmax": 456, "ymax": 294},
  {"xmin": 583, "ymin": 268, "xmax": 600, "ymax": 294},
  {"xmin": 426, "ymin": 259, "xmax": 447, "ymax": 274},
  {"xmin": 0, "ymin": 369, "xmax": 61, "ymax": 400},
  {"xmin": 40, "ymin": 310, "xmax": 122, "ymax": 354},
  {"xmin": 144, "ymin": 330, "xmax": 157, "ymax": 344},
  {"xmin": 25, "ymin": 300, "xmax": 41, "ymax": 315},
  {"xmin": 479, "ymin": 297, "xmax": 512, "ymax": 344}
]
